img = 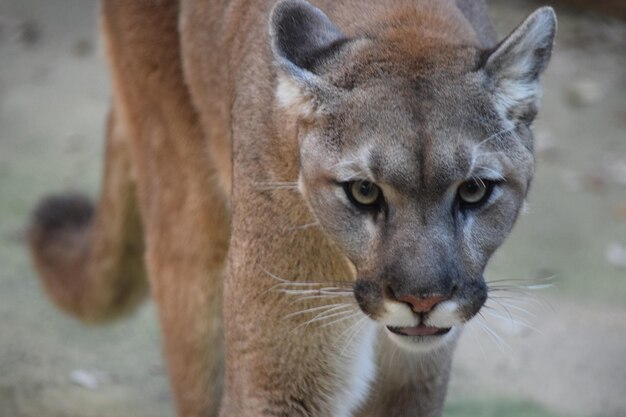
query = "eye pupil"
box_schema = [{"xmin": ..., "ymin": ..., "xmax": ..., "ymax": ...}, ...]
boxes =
[
  {"xmin": 347, "ymin": 180, "xmax": 382, "ymax": 207},
  {"xmin": 465, "ymin": 182, "xmax": 478, "ymax": 194},
  {"xmin": 458, "ymin": 178, "xmax": 491, "ymax": 206}
]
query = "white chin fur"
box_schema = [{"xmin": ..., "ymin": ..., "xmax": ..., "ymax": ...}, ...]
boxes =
[
  {"xmin": 380, "ymin": 299, "xmax": 464, "ymax": 353},
  {"xmin": 426, "ymin": 300, "xmax": 464, "ymax": 328},
  {"xmin": 381, "ymin": 299, "xmax": 463, "ymax": 329},
  {"xmin": 379, "ymin": 300, "xmax": 418, "ymax": 327}
]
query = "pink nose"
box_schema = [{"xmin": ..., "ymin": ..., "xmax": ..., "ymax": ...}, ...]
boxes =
[{"xmin": 395, "ymin": 294, "xmax": 447, "ymax": 313}]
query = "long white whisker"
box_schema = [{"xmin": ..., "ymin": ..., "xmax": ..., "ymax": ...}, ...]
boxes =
[
  {"xmin": 484, "ymin": 301, "xmax": 515, "ymax": 324},
  {"xmin": 487, "ymin": 275, "xmax": 558, "ymax": 285},
  {"xmin": 474, "ymin": 125, "xmax": 519, "ymax": 151},
  {"xmin": 488, "ymin": 283, "xmax": 556, "ymax": 292},
  {"xmin": 477, "ymin": 313, "xmax": 511, "ymax": 352},
  {"xmin": 475, "ymin": 319, "xmax": 505, "ymax": 352},
  {"xmin": 320, "ymin": 310, "xmax": 362, "ymax": 328},
  {"xmin": 284, "ymin": 303, "xmax": 351, "ymax": 319},
  {"xmin": 292, "ymin": 308, "xmax": 356, "ymax": 332},
  {"xmin": 337, "ymin": 316, "xmax": 361, "ymax": 341},
  {"xmin": 340, "ymin": 317, "xmax": 368, "ymax": 356},
  {"xmin": 279, "ymin": 289, "xmax": 354, "ymax": 298},
  {"xmin": 486, "ymin": 299, "xmax": 537, "ymax": 318},
  {"xmin": 483, "ymin": 309, "xmax": 543, "ymax": 335},
  {"xmin": 468, "ymin": 320, "xmax": 489, "ymax": 360},
  {"xmin": 263, "ymin": 269, "xmax": 353, "ymax": 288},
  {"xmin": 468, "ymin": 125, "xmax": 520, "ymax": 175},
  {"xmin": 488, "ymin": 294, "xmax": 553, "ymax": 311},
  {"xmin": 289, "ymin": 293, "xmax": 354, "ymax": 304}
]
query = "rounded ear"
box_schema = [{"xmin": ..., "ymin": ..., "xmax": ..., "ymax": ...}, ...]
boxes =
[
  {"xmin": 485, "ymin": 7, "xmax": 557, "ymax": 124},
  {"xmin": 270, "ymin": 0, "xmax": 347, "ymax": 82},
  {"xmin": 269, "ymin": 0, "xmax": 346, "ymax": 119}
]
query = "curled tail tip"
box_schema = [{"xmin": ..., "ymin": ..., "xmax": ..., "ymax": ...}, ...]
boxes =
[{"xmin": 28, "ymin": 193, "xmax": 94, "ymax": 248}]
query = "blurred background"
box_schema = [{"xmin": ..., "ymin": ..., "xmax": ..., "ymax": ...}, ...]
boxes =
[{"xmin": 0, "ymin": 0, "xmax": 624, "ymax": 416}]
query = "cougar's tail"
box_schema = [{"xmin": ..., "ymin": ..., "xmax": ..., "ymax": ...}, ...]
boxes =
[{"xmin": 28, "ymin": 111, "xmax": 147, "ymax": 323}]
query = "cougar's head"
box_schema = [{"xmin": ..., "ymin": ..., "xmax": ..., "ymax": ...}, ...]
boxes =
[{"xmin": 270, "ymin": 0, "xmax": 556, "ymax": 352}]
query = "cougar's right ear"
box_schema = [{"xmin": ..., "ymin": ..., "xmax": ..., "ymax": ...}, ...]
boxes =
[
  {"xmin": 269, "ymin": 0, "xmax": 346, "ymax": 118},
  {"xmin": 484, "ymin": 7, "xmax": 557, "ymax": 125}
]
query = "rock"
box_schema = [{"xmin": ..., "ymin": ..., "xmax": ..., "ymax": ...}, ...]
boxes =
[{"xmin": 69, "ymin": 369, "xmax": 110, "ymax": 390}]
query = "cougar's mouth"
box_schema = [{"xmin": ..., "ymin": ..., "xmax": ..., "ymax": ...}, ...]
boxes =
[{"xmin": 386, "ymin": 324, "xmax": 451, "ymax": 337}]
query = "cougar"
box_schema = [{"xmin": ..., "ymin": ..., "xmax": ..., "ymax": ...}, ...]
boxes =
[{"xmin": 28, "ymin": 0, "xmax": 556, "ymax": 416}]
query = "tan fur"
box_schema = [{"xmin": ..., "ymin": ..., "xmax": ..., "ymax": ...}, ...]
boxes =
[{"xmin": 28, "ymin": 1, "xmax": 555, "ymax": 416}]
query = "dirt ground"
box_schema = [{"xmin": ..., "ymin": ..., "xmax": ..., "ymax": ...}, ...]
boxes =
[{"xmin": 0, "ymin": 1, "xmax": 625, "ymax": 416}]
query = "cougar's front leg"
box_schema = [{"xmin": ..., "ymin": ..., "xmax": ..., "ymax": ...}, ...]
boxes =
[
  {"xmin": 357, "ymin": 334, "xmax": 457, "ymax": 417},
  {"xmin": 219, "ymin": 168, "xmax": 377, "ymax": 416},
  {"xmin": 102, "ymin": 2, "xmax": 229, "ymax": 416}
]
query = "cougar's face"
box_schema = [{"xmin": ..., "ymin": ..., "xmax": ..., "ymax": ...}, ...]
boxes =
[
  {"xmin": 270, "ymin": 0, "xmax": 555, "ymax": 351},
  {"xmin": 296, "ymin": 72, "xmax": 533, "ymax": 352}
]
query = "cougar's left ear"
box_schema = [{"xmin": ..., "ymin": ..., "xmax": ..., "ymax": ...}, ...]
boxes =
[
  {"xmin": 269, "ymin": 0, "xmax": 347, "ymax": 119},
  {"xmin": 485, "ymin": 7, "xmax": 557, "ymax": 124}
]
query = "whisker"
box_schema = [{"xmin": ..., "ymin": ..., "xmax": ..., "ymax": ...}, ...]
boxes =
[
  {"xmin": 488, "ymin": 293, "xmax": 554, "ymax": 311},
  {"xmin": 476, "ymin": 312, "xmax": 511, "ymax": 352},
  {"xmin": 284, "ymin": 303, "xmax": 351, "ymax": 319},
  {"xmin": 473, "ymin": 165, "xmax": 506, "ymax": 181},
  {"xmin": 262, "ymin": 269, "xmax": 354, "ymax": 293},
  {"xmin": 289, "ymin": 293, "xmax": 354, "ymax": 304},
  {"xmin": 473, "ymin": 125, "xmax": 519, "ymax": 151},
  {"xmin": 292, "ymin": 307, "xmax": 356, "ymax": 332},
  {"xmin": 320, "ymin": 310, "xmax": 362, "ymax": 328},
  {"xmin": 487, "ymin": 274, "xmax": 559, "ymax": 285},
  {"xmin": 279, "ymin": 288, "xmax": 354, "ymax": 297},
  {"xmin": 468, "ymin": 125, "xmax": 522, "ymax": 177},
  {"xmin": 286, "ymin": 222, "xmax": 320, "ymax": 231},
  {"xmin": 340, "ymin": 317, "xmax": 369, "ymax": 356},
  {"xmin": 337, "ymin": 316, "xmax": 362, "ymax": 341},
  {"xmin": 488, "ymin": 283, "xmax": 556, "ymax": 292},
  {"xmin": 483, "ymin": 301, "xmax": 515, "ymax": 324},
  {"xmin": 273, "ymin": 281, "xmax": 336, "ymax": 288},
  {"xmin": 488, "ymin": 301, "xmax": 538, "ymax": 318},
  {"xmin": 263, "ymin": 269, "xmax": 354, "ymax": 287},
  {"xmin": 486, "ymin": 299, "xmax": 537, "ymax": 323},
  {"xmin": 483, "ymin": 309, "xmax": 543, "ymax": 335},
  {"xmin": 467, "ymin": 320, "xmax": 489, "ymax": 360}
]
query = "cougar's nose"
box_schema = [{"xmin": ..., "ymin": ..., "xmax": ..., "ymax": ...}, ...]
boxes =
[{"xmin": 395, "ymin": 294, "xmax": 448, "ymax": 314}]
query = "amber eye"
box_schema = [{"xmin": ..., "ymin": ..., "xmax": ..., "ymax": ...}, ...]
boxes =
[
  {"xmin": 457, "ymin": 178, "xmax": 493, "ymax": 206},
  {"xmin": 347, "ymin": 180, "xmax": 381, "ymax": 207}
]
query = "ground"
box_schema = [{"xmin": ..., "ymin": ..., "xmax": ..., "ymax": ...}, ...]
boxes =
[{"xmin": 0, "ymin": 0, "xmax": 625, "ymax": 416}]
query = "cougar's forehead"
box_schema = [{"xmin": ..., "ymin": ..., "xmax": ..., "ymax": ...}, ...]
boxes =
[{"xmin": 320, "ymin": 78, "xmax": 502, "ymax": 193}]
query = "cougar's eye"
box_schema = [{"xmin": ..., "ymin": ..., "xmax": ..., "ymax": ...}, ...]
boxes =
[
  {"xmin": 345, "ymin": 180, "xmax": 382, "ymax": 208},
  {"xmin": 457, "ymin": 178, "xmax": 494, "ymax": 207}
]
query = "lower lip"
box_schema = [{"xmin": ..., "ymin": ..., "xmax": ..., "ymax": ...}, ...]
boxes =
[{"xmin": 386, "ymin": 325, "xmax": 451, "ymax": 337}]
